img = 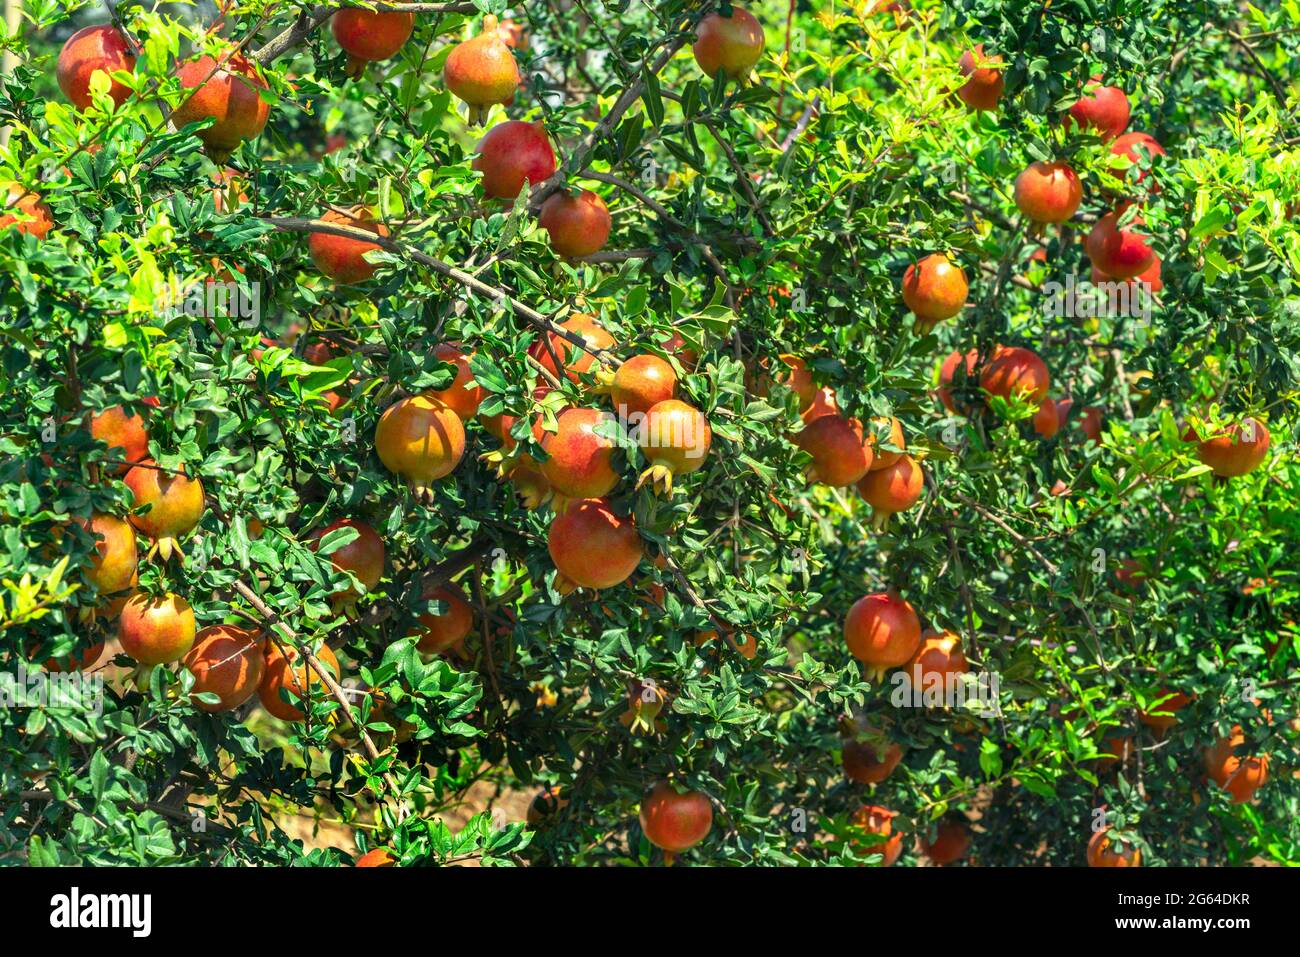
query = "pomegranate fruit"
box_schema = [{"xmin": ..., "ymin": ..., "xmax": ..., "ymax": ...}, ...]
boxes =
[
  {"xmin": 1191, "ymin": 418, "xmax": 1270, "ymax": 477},
  {"xmin": 443, "ymin": 15, "xmax": 522, "ymax": 124},
  {"xmin": 182, "ymin": 624, "xmax": 266, "ymax": 712},
  {"xmin": 124, "ymin": 461, "xmax": 205, "ymax": 561},
  {"xmin": 355, "ymin": 848, "xmax": 396, "ymax": 867},
  {"xmin": 637, "ymin": 398, "xmax": 712, "ymax": 495},
  {"xmin": 39, "ymin": 641, "xmax": 106, "ymax": 673},
  {"xmin": 547, "ymin": 497, "xmax": 642, "ymax": 594},
  {"xmin": 1204, "ymin": 727, "xmax": 1269, "ymax": 803},
  {"xmin": 1032, "ymin": 396, "xmax": 1060, "ymax": 438},
  {"xmin": 1138, "ymin": 689, "xmax": 1190, "ymax": 735},
  {"xmin": 375, "ymin": 393, "xmax": 467, "ymax": 496},
  {"xmin": 904, "ymin": 629, "xmax": 969, "ymax": 698},
  {"xmin": 801, "ymin": 386, "xmax": 840, "ymax": 423},
  {"xmin": 309, "ymin": 207, "xmax": 390, "ymax": 284},
  {"xmin": 332, "ymin": 8, "xmax": 414, "ymax": 77},
  {"xmin": 57, "ymin": 24, "xmax": 136, "ymax": 111},
  {"xmin": 937, "ymin": 349, "xmax": 980, "ymax": 414},
  {"xmin": 412, "ymin": 584, "xmax": 474, "ymax": 655},
  {"xmin": 844, "ymin": 591, "xmax": 922, "ymax": 679},
  {"xmin": 902, "ymin": 253, "xmax": 968, "ymax": 334},
  {"xmin": 539, "ymin": 189, "xmax": 612, "ymax": 258},
  {"xmin": 1066, "ymin": 79, "xmax": 1130, "ymax": 141},
  {"xmin": 77, "ymin": 512, "xmax": 138, "ymax": 596},
  {"xmin": 639, "ymin": 781, "xmax": 713, "ymax": 857},
  {"xmin": 473, "ymin": 121, "xmax": 557, "ymax": 200},
  {"xmin": 539, "ymin": 407, "xmax": 620, "ymax": 501},
  {"xmin": 980, "ymin": 345, "xmax": 1050, "ymax": 404},
  {"xmin": 921, "ymin": 816, "xmax": 971, "ymax": 865},
  {"xmin": 1013, "ymin": 161, "xmax": 1083, "ymax": 224},
  {"xmin": 526, "ymin": 785, "xmax": 569, "ymax": 826},
  {"xmin": 119, "ymin": 591, "xmax": 196, "ymax": 665},
  {"xmin": 313, "ymin": 518, "xmax": 385, "ymax": 607},
  {"xmin": 0, "ymin": 184, "xmax": 54, "ymax": 239},
  {"xmin": 1108, "ymin": 131, "xmax": 1166, "ymax": 192},
  {"xmin": 776, "ymin": 353, "xmax": 816, "ymax": 410},
  {"xmin": 611, "ymin": 354, "xmax": 677, "ymax": 416},
  {"xmin": 955, "ymin": 45, "xmax": 1003, "ymax": 111},
  {"xmin": 857, "ymin": 454, "xmax": 924, "ymax": 530},
  {"xmin": 171, "ymin": 50, "xmax": 271, "ymax": 163},
  {"xmin": 259, "ymin": 640, "xmax": 341, "ymax": 722},
  {"xmin": 695, "ymin": 627, "xmax": 758, "ymax": 660},
  {"xmin": 89, "ymin": 404, "xmax": 150, "ymax": 472},
  {"xmin": 842, "ymin": 733, "xmax": 903, "ymax": 785},
  {"xmin": 1086, "ymin": 207, "xmax": 1156, "ymax": 280},
  {"xmin": 851, "ymin": 805, "xmax": 901, "ymax": 866},
  {"xmin": 1080, "ymin": 406, "xmax": 1103, "ymax": 443},
  {"xmin": 795, "ymin": 414, "xmax": 873, "ymax": 486},
  {"xmin": 429, "ymin": 342, "xmax": 485, "ymax": 421},
  {"xmin": 529, "ymin": 313, "xmax": 614, "ymax": 383},
  {"xmin": 693, "ymin": 7, "xmax": 765, "ymax": 82},
  {"xmin": 866, "ymin": 416, "xmax": 905, "ymax": 470},
  {"xmin": 1087, "ymin": 827, "xmax": 1141, "ymax": 867}
]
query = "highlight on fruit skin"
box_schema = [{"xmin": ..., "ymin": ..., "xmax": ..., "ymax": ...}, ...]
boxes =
[
  {"xmin": 170, "ymin": 49, "xmax": 271, "ymax": 164},
  {"xmin": 794, "ymin": 413, "xmax": 873, "ymax": 487},
  {"xmin": 843, "ymin": 591, "xmax": 922, "ymax": 680},
  {"xmin": 547, "ymin": 497, "xmax": 642, "ymax": 594},
  {"xmin": 77, "ymin": 512, "xmax": 138, "ymax": 598},
  {"xmin": 980, "ymin": 345, "xmax": 1050, "ymax": 405},
  {"xmin": 902, "ymin": 253, "xmax": 968, "ymax": 334},
  {"xmin": 57, "ymin": 23, "xmax": 137, "ymax": 111},
  {"xmin": 443, "ymin": 14, "xmax": 522, "ymax": 124},
  {"xmin": 539, "ymin": 189, "xmax": 612, "ymax": 258},
  {"xmin": 374, "ymin": 393, "xmax": 467, "ymax": 498},
  {"xmin": 635, "ymin": 398, "xmax": 712, "ymax": 496},
  {"xmin": 610, "ymin": 354, "xmax": 677, "ymax": 417},
  {"xmin": 124, "ymin": 460, "xmax": 206, "ymax": 561},
  {"xmin": 473, "ymin": 121, "xmax": 557, "ymax": 200},
  {"xmin": 182, "ymin": 624, "xmax": 266, "ymax": 712},
  {"xmin": 638, "ymin": 780, "xmax": 713, "ymax": 861},
  {"xmin": 1086, "ymin": 206, "xmax": 1155, "ymax": 280},
  {"xmin": 331, "ymin": 8, "xmax": 415, "ymax": 77},
  {"xmin": 119, "ymin": 590, "xmax": 197, "ymax": 665},
  {"xmin": 309, "ymin": 206, "xmax": 390, "ymax": 284},
  {"xmin": 692, "ymin": 7, "xmax": 765, "ymax": 83},
  {"xmin": 857, "ymin": 453, "xmax": 924, "ymax": 531},
  {"xmin": 88, "ymin": 404, "xmax": 150, "ymax": 472},
  {"xmin": 1086, "ymin": 826, "xmax": 1141, "ymax": 867},
  {"xmin": 528, "ymin": 313, "xmax": 614, "ymax": 384},
  {"xmin": 1065, "ymin": 78, "xmax": 1130, "ymax": 141},
  {"xmin": 1013, "ymin": 161, "xmax": 1083, "ymax": 225},
  {"xmin": 538, "ymin": 406, "xmax": 620, "ymax": 503},
  {"xmin": 901, "ymin": 629, "xmax": 969, "ymax": 703}
]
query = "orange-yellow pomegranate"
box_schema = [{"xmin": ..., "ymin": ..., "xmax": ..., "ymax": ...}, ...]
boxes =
[
  {"xmin": 75, "ymin": 512, "xmax": 138, "ymax": 598},
  {"xmin": 313, "ymin": 518, "xmax": 385, "ymax": 607},
  {"xmin": 375, "ymin": 393, "xmax": 467, "ymax": 496},
  {"xmin": 902, "ymin": 253, "xmax": 968, "ymax": 334},
  {"xmin": 309, "ymin": 207, "xmax": 390, "ymax": 284},
  {"xmin": 1086, "ymin": 827, "xmax": 1141, "ymax": 867},
  {"xmin": 529, "ymin": 313, "xmax": 614, "ymax": 383},
  {"xmin": 0, "ymin": 184, "xmax": 54, "ymax": 239},
  {"xmin": 693, "ymin": 8, "xmax": 765, "ymax": 82},
  {"xmin": 182, "ymin": 624, "xmax": 266, "ymax": 712},
  {"xmin": 611, "ymin": 354, "xmax": 677, "ymax": 416},
  {"xmin": 1014, "ymin": 161, "xmax": 1083, "ymax": 224},
  {"xmin": 866, "ymin": 416, "xmax": 905, "ymax": 471},
  {"xmin": 89, "ymin": 404, "xmax": 150, "ymax": 472},
  {"xmin": 903, "ymin": 629, "xmax": 969, "ymax": 699},
  {"xmin": 473, "ymin": 121, "xmax": 557, "ymax": 200},
  {"xmin": 540, "ymin": 407, "xmax": 620, "ymax": 502},
  {"xmin": 980, "ymin": 345, "xmax": 1050, "ymax": 405},
  {"xmin": 332, "ymin": 8, "xmax": 415, "ymax": 77},
  {"xmin": 1204, "ymin": 727, "xmax": 1269, "ymax": 804},
  {"xmin": 57, "ymin": 24, "xmax": 136, "ymax": 111},
  {"xmin": 429, "ymin": 342, "xmax": 485, "ymax": 421},
  {"xmin": 639, "ymin": 781, "xmax": 713, "ymax": 858},
  {"xmin": 1086, "ymin": 207, "xmax": 1155, "ymax": 280},
  {"xmin": 1190, "ymin": 418, "xmax": 1270, "ymax": 478},
  {"xmin": 540, "ymin": 189, "xmax": 612, "ymax": 258},
  {"xmin": 259, "ymin": 641, "xmax": 340, "ymax": 722},
  {"xmin": 443, "ymin": 15, "xmax": 522, "ymax": 124},
  {"xmin": 851, "ymin": 805, "xmax": 901, "ymax": 866},
  {"xmin": 955, "ymin": 45, "xmax": 1003, "ymax": 111},
  {"xmin": 795, "ymin": 414, "xmax": 873, "ymax": 486},
  {"xmin": 842, "ymin": 733, "xmax": 903, "ymax": 785},
  {"xmin": 637, "ymin": 399, "xmax": 711, "ymax": 495},
  {"xmin": 547, "ymin": 498, "xmax": 642, "ymax": 594},
  {"xmin": 1066, "ymin": 78, "xmax": 1130, "ymax": 140},
  {"xmin": 844, "ymin": 591, "xmax": 922, "ymax": 679},
  {"xmin": 775, "ymin": 353, "xmax": 816, "ymax": 410},
  {"xmin": 921, "ymin": 816, "xmax": 971, "ymax": 865},
  {"xmin": 412, "ymin": 584, "xmax": 474, "ymax": 655},
  {"xmin": 1138, "ymin": 689, "xmax": 1190, "ymax": 735},
  {"xmin": 355, "ymin": 848, "xmax": 396, "ymax": 867},
  {"xmin": 857, "ymin": 454, "xmax": 924, "ymax": 530},
  {"xmin": 119, "ymin": 591, "xmax": 196, "ymax": 665},
  {"xmin": 124, "ymin": 461, "xmax": 205, "ymax": 561},
  {"xmin": 171, "ymin": 50, "xmax": 271, "ymax": 163}
]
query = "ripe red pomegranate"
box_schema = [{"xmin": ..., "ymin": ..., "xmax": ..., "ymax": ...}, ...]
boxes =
[
  {"xmin": 77, "ymin": 512, "xmax": 138, "ymax": 596},
  {"xmin": 955, "ymin": 45, "xmax": 1003, "ymax": 111},
  {"xmin": 119, "ymin": 591, "xmax": 196, "ymax": 665},
  {"xmin": 182, "ymin": 624, "xmax": 266, "ymax": 712},
  {"xmin": 842, "ymin": 733, "xmax": 903, "ymax": 785},
  {"xmin": 443, "ymin": 15, "xmax": 522, "ymax": 123},
  {"xmin": 411, "ymin": 584, "xmax": 473, "ymax": 655},
  {"xmin": 57, "ymin": 24, "xmax": 136, "ymax": 111},
  {"xmin": 171, "ymin": 50, "xmax": 271, "ymax": 163},
  {"xmin": 1190, "ymin": 418, "xmax": 1270, "ymax": 477},
  {"xmin": 844, "ymin": 591, "xmax": 922, "ymax": 679},
  {"xmin": 693, "ymin": 8, "xmax": 765, "ymax": 82},
  {"xmin": 904, "ymin": 629, "xmax": 969, "ymax": 696},
  {"xmin": 1013, "ymin": 161, "xmax": 1082, "ymax": 224},
  {"xmin": 309, "ymin": 207, "xmax": 390, "ymax": 284},
  {"xmin": 1138, "ymin": 689, "xmax": 1190, "ymax": 735},
  {"xmin": 1080, "ymin": 406, "xmax": 1103, "ymax": 443},
  {"xmin": 1086, "ymin": 827, "xmax": 1141, "ymax": 867},
  {"xmin": 547, "ymin": 497, "xmax": 642, "ymax": 593},
  {"xmin": 637, "ymin": 399, "xmax": 712, "ymax": 495},
  {"xmin": 0, "ymin": 184, "xmax": 54, "ymax": 239},
  {"xmin": 259, "ymin": 641, "xmax": 340, "ymax": 722},
  {"xmin": 866, "ymin": 416, "xmax": 905, "ymax": 471},
  {"xmin": 540, "ymin": 189, "xmax": 612, "ymax": 258},
  {"xmin": 473, "ymin": 121, "xmax": 557, "ymax": 200},
  {"xmin": 1108, "ymin": 131, "xmax": 1166, "ymax": 191},
  {"xmin": 89, "ymin": 404, "xmax": 150, "ymax": 472},
  {"xmin": 980, "ymin": 345, "xmax": 1050, "ymax": 404},
  {"xmin": 801, "ymin": 386, "xmax": 840, "ymax": 424},
  {"xmin": 313, "ymin": 518, "xmax": 385, "ymax": 607},
  {"xmin": 540, "ymin": 407, "xmax": 620, "ymax": 501},
  {"xmin": 1086, "ymin": 207, "xmax": 1156, "ymax": 280},
  {"xmin": 611, "ymin": 354, "xmax": 677, "ymax": 416},
  {"xmin": 937, "ymin": 349, "xmax": 980, "ymax": 414},
  {"xmin": 795, "ymin": 414, "xmax": 873, "ymax": 486},
  {"xmin": 355, "ymin": 848, "xmax": 396, "ymax": 867},
  {"xmin": 1204, "ymin": 726, "xmax": 1269, "ymax": 803},
  {"xmin": 857, "ymin": 454, "xmax": 924, "ymax": 530},
  {"xmin": 529, "ymin": 314, "xmax": 614, "ymax": 383},
  {"xmin": 851, "ymin": 805, "xmax": 901, "ymax": 866},
  {"xmin": 1032, "ymin": 396, "xmax": 1060, "ymax": 438},
  {"xmin": 331, "ymin": 8, "xmax": 414, "ymax": 76},
  {"xmin": 125, "ymin": 461, "xmax": 205, "ymax": 561},
  {"xmin": 375, "ymin": 393, "xmax": 467, "ymax": 496},
  {"xmin": 902, "ymin": 253, "xmax": 968, "ymax": 334},
  {"xmin": 1066, "ymin": 78, "xmax": 1130, "ymax": 140},
  {"xmin": 429, "ymin": 343, "xmax": 485, "ymax": 420},
  {"xmin": 921, "ymin": 816, "xmax": 971, "ymax": 865},
  {"xmin": 639, "ymin": 781, "xmax": 713, "ymax": 858}
]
